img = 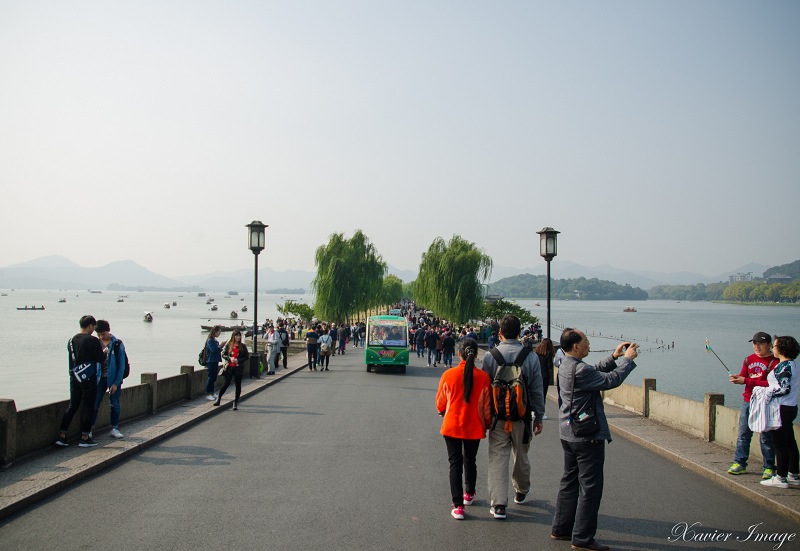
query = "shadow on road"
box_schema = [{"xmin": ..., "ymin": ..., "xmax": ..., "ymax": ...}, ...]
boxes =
[{"xmin": 133, "ymin": 445, "xmax": 236, "ymax": 466}]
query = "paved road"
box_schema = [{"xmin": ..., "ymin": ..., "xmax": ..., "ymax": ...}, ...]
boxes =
[{"xmin": 1, "ymin": 349, "xmax": 797, "ymax": 551}]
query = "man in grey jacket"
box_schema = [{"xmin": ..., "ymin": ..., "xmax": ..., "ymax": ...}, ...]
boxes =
[
  {"xmin": 481, "ymin": 315, "xmax": 545, "ymax": 519},
  {"xmin": 551, "ymin": 329, "xmax": 638, "ymax": 551}
]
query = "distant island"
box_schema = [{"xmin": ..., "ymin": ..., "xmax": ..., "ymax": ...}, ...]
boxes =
[
  {"xmin": 487, "ymin": 274, "xmax": 647, "ymax": 300},
  {"xmin": 264, "ymin": 288, "xmax": 305, "ymax": 294}
]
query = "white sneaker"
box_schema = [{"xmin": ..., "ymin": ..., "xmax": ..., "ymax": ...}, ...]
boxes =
[
  {"xmin": 760, "ymin": 475, "xmax": 789, "ymax": 489},
  {"xmin": 542, "ymin": 415, "xmax": 549, "ymax": 420},
  {"xmin": 206, "ymin": 395, "xmax": 215, "ymax": 401},
  {"xmin": 787, "ymin": 473, "xmax": 800, "ymax": 486},
  {"xmin": 110, "ymin": 428, "xmax": 124, "ymax": 439}
]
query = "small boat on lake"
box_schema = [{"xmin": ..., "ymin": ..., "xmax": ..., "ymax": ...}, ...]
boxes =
[
  {"xmin": 210, "ymin": 305, "xmax": 218, "ymax": 311},
  {"xmin": 230, "ymin": 310, "xmax": 239, "ymax": 319},
  {"xmin": 241, "ymin": 305, "xmax": 248, "ymax": 312},
  {"xmin": 164, "ymin": 302, "xmax": 171, "ymax": 309},
  {"xmin": 623, "ymin": 307, "xmax": 637, "ymax": 312},
  {"xmin": 172, "ymin": 301, "xmax": 177, "ymax": 306},
  {"xmin": 143, "ymin": 312, "xmax": 153, "ymax": 322},
  {"xmin": 17, "ymin": 305, "xmax": 45, "ymax": 310},
  {"xmin": 59, "ymin": 298, "xmax": 67, "ymax": 303},
  {"xmin": 118, "ymin": 298, "xmax": 124, "ymax": 302}
]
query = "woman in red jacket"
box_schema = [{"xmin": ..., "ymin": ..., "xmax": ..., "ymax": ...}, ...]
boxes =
[{"xmin": 435, "ymin": 338, "xmax": 492, "ymax": 520}]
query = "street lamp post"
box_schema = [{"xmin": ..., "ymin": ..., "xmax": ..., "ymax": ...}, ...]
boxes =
[
  {"xmin": 246, "ymin": 220, "xmax": 267, "ymax": 379},
  {"xmin": 536, "ymin": 227, "xmax": 559, "ymax": 341}
]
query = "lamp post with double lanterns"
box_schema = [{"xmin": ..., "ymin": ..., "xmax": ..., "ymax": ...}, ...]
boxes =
[
  {"xmin": 536, "ymin": 227, "xmax": 559, "ymax": 341},
  {"xmin": 246, "ymin": 220, "xmax": 267, "ymax": 379}
]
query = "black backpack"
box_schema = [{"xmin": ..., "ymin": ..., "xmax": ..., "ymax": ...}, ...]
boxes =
[
  {"xmin": 488, "ymin": 347, "xmax": 531, "ymax": 432},
  {"xmin": 112, "ymin": 340, "xmax": 131, "ymax": 379},
  {"xmin": 199, "ymin": 345, "xmax": 208, "ymax": 366}
]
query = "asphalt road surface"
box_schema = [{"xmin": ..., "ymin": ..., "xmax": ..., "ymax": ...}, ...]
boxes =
[{"xmin": 1, "ymin": 348, "xmax": 797, "ymax": 551}]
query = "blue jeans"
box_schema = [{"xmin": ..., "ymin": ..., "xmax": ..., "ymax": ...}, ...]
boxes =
[
  {"xmin": 734, "ymin": 399, "xmax": 775, "ymax": 469},
  {"xmin": 417, "ymin": 344, "xmax": 424, "ymax": 357},
  {"xmin": 93, "ymin": 376, "xmax": 121, "ymax": 429},
  {"xmin": 444, "ymin": 351, "xmax": 453, "ymax": 367},
  {"xmin": 206, "ymin": 362, "xmax": 219, "ymax": 395},
  {"xmin": 428, "ymin": 347, "xmax": 436, "ymax": 365}
]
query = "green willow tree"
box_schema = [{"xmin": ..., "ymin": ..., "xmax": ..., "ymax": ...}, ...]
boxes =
[
  {"xmin": 381, "ymin": 274, "xmax": 403, "ymax": 308},
  {"xmin": 483, "ymin": 299, "xmax": 538, "ymax": 326},
  {"xmin": 311, "ymin": 230, "xmax": 386, "ymax": 322},
  {"xmin": 277, "ymin": 300, "xmax": 315, "ymax": 322},
  {"xmin": 415, "ymin": 235, "xmax": 492, "ymax": 324}
]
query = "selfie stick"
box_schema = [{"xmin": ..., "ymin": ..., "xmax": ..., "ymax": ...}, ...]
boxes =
[{"xmin": 705, "ymin": 338, "xmax": 732, "ymax": 375}]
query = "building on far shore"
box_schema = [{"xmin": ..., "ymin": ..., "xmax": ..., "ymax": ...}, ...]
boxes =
[
  {"xmin": 728, "ymin": 272, "xmax": 753, "ymax": 284},
  {"xmin": 766, "ymin": 273, "xmax": 792, "ymax": 285}
]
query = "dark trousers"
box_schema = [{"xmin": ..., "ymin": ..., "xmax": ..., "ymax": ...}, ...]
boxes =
[
  {"xmin": 307, "ymin": 347, "xmax": 318, "ymax": 369},
  {"xmin": 217, "ymin": 368, "xmax": 243, "ymax": 403},
  {"xmin": 444, "ymin": 435, "xmax": 480, "ymax": 506},
  {"xmin": 553, "ymin": 439, "xmax": 605, "ymax": 546},
  {"xmin": 319, "ymin": 353, "xmax": 330, "ymax": 368},
  {"xmin": 59, "ymin": 376, "xmax": 97, "ymax": 436},
  {"xmin": 280, "ymin": 347, "xmax": 288, "ymax": 368},
  {"xmin": 773, "ymin": 405, "xmax": 799, "ymax": 478}
]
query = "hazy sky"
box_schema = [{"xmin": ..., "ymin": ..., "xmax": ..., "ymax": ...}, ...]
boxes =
[{"xmin": 1, "ymin": 1, "xmax": 798, "ymax": 278}]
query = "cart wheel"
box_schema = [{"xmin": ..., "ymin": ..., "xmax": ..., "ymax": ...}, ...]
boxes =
[
  {"xmin": 366, "ymin": 364, "xmax": 371, "ymax": 372},
  {"xmin": 399, "ymin": 365, "xmax": 406, "ymax": 374}
]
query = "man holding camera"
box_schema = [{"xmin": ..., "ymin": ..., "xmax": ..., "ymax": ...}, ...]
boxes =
[{"xmin": 552, "ymin": 329, "xmax": 638, "ymax": 551}]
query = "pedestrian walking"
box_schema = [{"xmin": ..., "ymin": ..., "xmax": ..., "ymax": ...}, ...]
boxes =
[
  {"xmin": 319, "ymin": 330, "xmax": 333, "ymax": 371},
  {"xmin": 266, "ymin": 324, "xmax": 279, "ymax": 375},
  {"xmin": 436, "ymin": 338, "xmax": 492, "ymax": 520},
  {"xmin": 305, "ymin": 326, "xmax": 319, "ymax": 371},
  {"xmin": 214, "ymin": 329, "xmax": 249, "ymax": 410},
  {"xmin": 534, "ymin": 338, "xmax": 555, "ymax": 420},
  {"xmin": 204, "ymin": 326, "xmax": 222, "ymax": 401}
]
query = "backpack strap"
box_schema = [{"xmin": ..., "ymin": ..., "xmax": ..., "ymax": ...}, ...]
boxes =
[{"xmin": 489, "ymin": 347, "xmax": 506, "ymax": 371}]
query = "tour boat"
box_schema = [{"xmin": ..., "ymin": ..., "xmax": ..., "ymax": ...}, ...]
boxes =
[
  {"xmin": 17, "ymin": 305, "xmax": 45, "ymax": 310},
  {"xmin": 623, "ymin": 307, "xmax": 637, "ymax": 312},
  {"xmin": 164, "ymin": 302, "xmax": 171, "ymax": 309},
  {"xmin": 241, "ymin": 305, "xmax": 248, "ymax": 312},
  {"xmin": 143, "ymin": 312, "xmax": 153, "ymax": 322},
  {"xmin": 210, "ymin": 305, "xmax": 218, "ymax": 311},
  {"xmin": 59, "ymin": 298, "xmax": 67, "ymax": 303},
  {"xmin": 230, "ymin": 310, "xmax": 239, "ymax": 319}
]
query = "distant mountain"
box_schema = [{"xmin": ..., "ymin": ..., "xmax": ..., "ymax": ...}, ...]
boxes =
[
  {"xmin": 387, "ymin": 265, "xmax": 417, "ymax": 283},
  {"xmin": 0, "ymin": 258, "xmax": 179, "ymax": 290},
  {"xmin": 488, "ymin": 261, "xmax": 774, "ymax": 290},
  {"xmin": 0, "ymin": 256, "xmax": 780, "ymax": 292},
  {"xmin": 172, "ymin": 267, "xmax": 314, "ymax": 292},
  {"xmin": 763, "ymin": 260, "xmax": 800, "ymax": 282}
]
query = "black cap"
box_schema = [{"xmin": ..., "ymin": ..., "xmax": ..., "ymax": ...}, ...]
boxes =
[{"xmin": 749, "ymin": 332, "xmax": 771, "ymax": 343}]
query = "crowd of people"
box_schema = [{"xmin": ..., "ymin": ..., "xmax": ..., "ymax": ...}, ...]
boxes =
[
  {"xmin": 434, "ymin": 315, "xmax": 799, "ymax": 551},
  {"xmin": 54, "ymin": 308, "xmax": 799, "ymax": 551}
]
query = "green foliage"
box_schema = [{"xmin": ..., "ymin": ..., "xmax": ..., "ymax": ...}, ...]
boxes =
[
  {"xmin": 648, "ymin": 282, "xmax": 728, "ymax": 301},
  {"xmin": 382, "ymin": 274, "xmax": 403, "ymax": 306},
  {"xmin": 401, "ymin": 280, "xmax": 415, "ymax": 300},
  {"xmin": 415, "ymin": 235, "xmax": 492, "ymax": 324},
  {"xmin": 763, "ymin": 260, "xmax": 800, "ymax": 281},
  {"xmin": 483, "ymin": 299, "xmax": 538, "ymax": 326},
  {"xmin": 311, "ymin": 230, "xmax": 387, "ymax": 322},
  {"xmin": 277, "ymin": 300, "xmax": 315, "ymax": 321},
  {"xmin": 722, "ymin": 281, "xmax": 800, "ymax": 303},
  {"xmin": 488, "ymin": 274, "xmax": 648, "ymax": 300}
]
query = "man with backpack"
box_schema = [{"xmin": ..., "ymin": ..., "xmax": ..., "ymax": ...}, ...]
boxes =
[
  {"xmin": 277, "ymin": 321, "xmax": 290, "ymax": 369},
  {"xmin": 91, "ymin": 319, "xmax": 127, "ymax": 438},
  {"xmin": 480, "ymin": 315, "xmax": 544, "ymax": 520}
]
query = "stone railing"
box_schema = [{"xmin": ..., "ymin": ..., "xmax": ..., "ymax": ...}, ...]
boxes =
[
  {"xmin": 0, "ymin": 366, "xmax": 219, "ymax": 468},
  {"xmin": 602, "ymin": 379, "xmax": 800, "ymax": 464}
]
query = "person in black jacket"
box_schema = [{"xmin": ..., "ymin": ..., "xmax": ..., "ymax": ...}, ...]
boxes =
[
  {"xmin": 214, "ymin": 329, "xmax": 249, "ymax": 410},
  {"xmin": 56, "ymin": 315, "xmax": 107, "ymax": 447},
  {"xmin": 425, "ymin": 328, "xmax": 439, "ymax": 367}
]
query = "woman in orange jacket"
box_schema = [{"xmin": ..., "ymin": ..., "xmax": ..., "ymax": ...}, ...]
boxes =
[{"xmin": 435, "ymin": 337, "xmax": 492, "ymax": 520}]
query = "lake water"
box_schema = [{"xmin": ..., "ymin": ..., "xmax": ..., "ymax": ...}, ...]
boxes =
[{"xmin": 1, "ymin": 291, "xmax": 798, "ymax": 412}]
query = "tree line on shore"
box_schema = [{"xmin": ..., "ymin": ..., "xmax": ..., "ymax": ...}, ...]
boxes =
[{"xmin": 487, "ymin": 274, "xmax": 648, "ymax": 301}]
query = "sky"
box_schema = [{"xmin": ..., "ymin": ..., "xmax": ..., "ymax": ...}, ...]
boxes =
[{"xmin": 1, "ymin": 1, "xmax": 798, "ymax": 279}]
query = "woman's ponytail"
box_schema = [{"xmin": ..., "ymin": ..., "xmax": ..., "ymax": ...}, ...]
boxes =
[{"xmin": 460, "ymin": 337, "xmax": 478, "ymax": 403}]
